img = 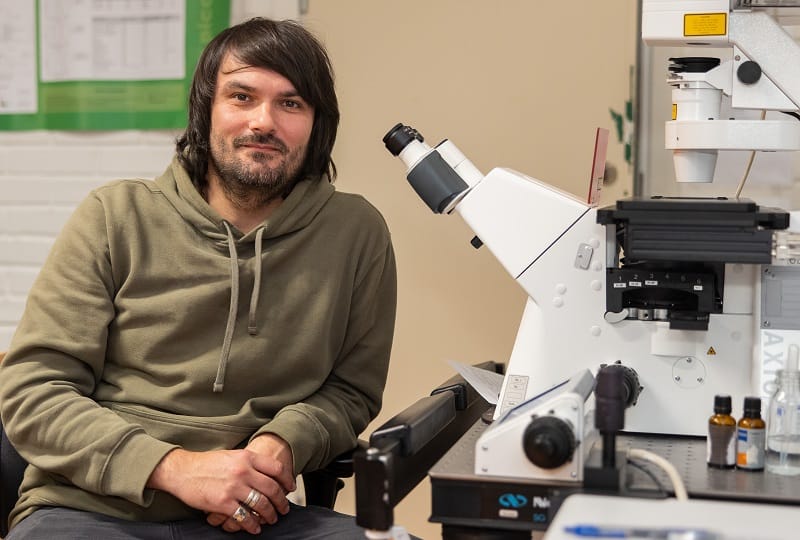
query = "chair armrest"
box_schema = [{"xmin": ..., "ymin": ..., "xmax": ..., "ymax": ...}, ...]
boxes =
[
  {"xmin": 319, "ymin": 439, "xmax": 367, "ymax": 479},
  {"xmin": 301, "ymin": 440, "xmax": 367, "ymax": 509}
]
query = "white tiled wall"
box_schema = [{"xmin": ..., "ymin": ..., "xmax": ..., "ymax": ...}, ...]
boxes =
[{"xmin": 0, "ymin": 131, "xmax": 179, "ymax": 350}]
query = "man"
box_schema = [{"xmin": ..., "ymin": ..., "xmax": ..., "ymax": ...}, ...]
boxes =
[{"xmin": 0, "ymin": 17, "xmax": 396, "ymax": 539}]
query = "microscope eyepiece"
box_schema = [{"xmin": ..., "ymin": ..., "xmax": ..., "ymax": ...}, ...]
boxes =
[
  {"xmin": 383, "ymin": 123, "xmax": 424, "ymax": 156},
  {"xmin": 382, "ymin": 122, "xmax": 471, "ymax": 214}
]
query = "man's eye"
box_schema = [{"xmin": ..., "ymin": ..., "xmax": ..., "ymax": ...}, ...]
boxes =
[
  {"xmin": 234, "ymin": 93, "xmax": 249, "ymax": 101},
  {"xmin": 283, "ymin": 99, "xmax": 301, "ymax": 108}
]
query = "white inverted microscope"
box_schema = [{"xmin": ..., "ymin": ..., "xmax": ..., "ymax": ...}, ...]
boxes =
[
  {"xmin": 382, "ymin": 0, "xmax": 800, "ymax": 487},
  {"xmin": 354, "ymin": 2, "xmax": 800, "ymax": 539}
]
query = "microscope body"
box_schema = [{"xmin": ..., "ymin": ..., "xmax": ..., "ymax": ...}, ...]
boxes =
[
  {"xmin": 384, "ymin": 120, "xmax": 791, "ymax": 482},
  {"xmin": 456, "ymin": 166, "xmax": 773, "ymax": 439}
]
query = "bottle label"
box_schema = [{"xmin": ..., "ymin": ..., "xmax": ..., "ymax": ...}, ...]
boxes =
[
  {"xmin": 707, "ymin": 424, "xmax": 736, "ymax": 467},
  {"xmin": 737, "ymin": 427, "xmax": 766, "ymax": 469}
]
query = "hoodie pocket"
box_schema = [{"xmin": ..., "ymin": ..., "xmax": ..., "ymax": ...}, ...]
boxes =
[{"xmin": 105, "ymin": 402, "xmax": 257, "ymax": 450}]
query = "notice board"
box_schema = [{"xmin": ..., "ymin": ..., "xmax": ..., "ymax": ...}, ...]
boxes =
[{"xmin": 0, "ymin": 0, "xmax": 230, "ymax": 130}]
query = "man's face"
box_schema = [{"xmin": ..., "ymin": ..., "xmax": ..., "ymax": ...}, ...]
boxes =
[{"xmin": 208, "ymin": 53, "xmax": 315, "ymax": 200}]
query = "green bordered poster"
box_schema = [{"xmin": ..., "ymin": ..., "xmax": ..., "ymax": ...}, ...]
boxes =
[{"xmin": 0, "ymin": 0, "xmax": 230, "ymax": 131}]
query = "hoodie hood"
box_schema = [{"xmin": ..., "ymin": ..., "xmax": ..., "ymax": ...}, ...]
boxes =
[
  {"xmin": 156, "ymin": 156, "xmax": 335, "ymax": 245},
  {"xmin": 155, "ymin": 157, "xmax": 335, "ymax": 391}
]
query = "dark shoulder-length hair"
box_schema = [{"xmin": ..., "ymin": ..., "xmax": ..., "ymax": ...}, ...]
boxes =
[{"xmin": 176, "ymin": 18, "xmax": 339, "ymax": 187}]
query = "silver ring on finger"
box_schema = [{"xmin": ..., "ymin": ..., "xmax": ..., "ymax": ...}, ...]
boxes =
[
  {"xmin": 243, "ymin": 488, "xmax": 263, "ymax": 509},
  {"xmin": 231, "ymin": 505, "xmax": 248, "ymax": 523}
]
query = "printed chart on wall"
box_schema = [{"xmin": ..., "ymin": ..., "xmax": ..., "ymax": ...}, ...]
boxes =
[{"xmin": 0, "ymin": 0, "xmax": 230, "ymax": 130}]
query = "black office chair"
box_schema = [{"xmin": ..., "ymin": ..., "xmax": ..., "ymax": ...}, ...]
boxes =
[
  {"xmin": 0, "ymin": 421, "xmax": 26, "ymax": 538},
  {"xmin": 0, "ymin": 420, "xmax": 355, "ymax": 537}
]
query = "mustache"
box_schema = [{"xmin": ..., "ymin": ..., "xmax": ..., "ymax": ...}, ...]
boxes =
[{"xmin": 233, "ymin": 134, "xmax": 288, "ymax": 153}]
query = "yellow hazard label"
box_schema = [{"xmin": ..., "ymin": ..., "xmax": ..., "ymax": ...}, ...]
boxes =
[
  {"xmin": 707, "ymin": 346, "xmax": 717, "ymax": 355},
  {"xmin": 684, "ymin": 13, "xmax": 727, "ymax": 37},
  {"xmin": 672, "ymin": 103, "xmax": 677, "ymax": 120}
]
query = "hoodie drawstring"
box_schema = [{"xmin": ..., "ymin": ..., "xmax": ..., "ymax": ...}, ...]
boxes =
[
  {"xmin": 213, "ymin": 222, "xmax": 239, "ymax": 393},
  {"xmin": 248, "ymin": 227, "xmax": 264, "ymax": 335},
  {"xmin": 213, "ymin": 222, "xmax": 265, "ymax": 393}
]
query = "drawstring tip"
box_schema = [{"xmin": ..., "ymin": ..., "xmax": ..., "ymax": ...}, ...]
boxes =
[
  {"xmin": 248, "ymin": 325, "xmax": 258, "ymax": 335},
  {"xmin": 213, "ymin": 382, "xmax": 224, "ymax": 393}
]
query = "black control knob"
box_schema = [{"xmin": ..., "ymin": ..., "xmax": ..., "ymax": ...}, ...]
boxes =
[
  {"xmin": 522, "ymin": 416, "xmax": 576, "ymax": 469},
  {"xmin": 599, "ymin": 362, "xmax": 642, "ymax": 408},
  {"xmin": 737, "ymin": 61, "xmax": 762, "ymax": 85}
]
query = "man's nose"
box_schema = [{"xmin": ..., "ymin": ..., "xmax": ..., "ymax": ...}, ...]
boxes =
[{"xmin": 248, "ymin": 102, "xmax": 276, "ymax": 132}]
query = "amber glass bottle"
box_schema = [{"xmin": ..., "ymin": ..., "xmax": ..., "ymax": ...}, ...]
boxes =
[
  {"xmin": 707, "ymin": 394, "xmax": 736, "ymax": 469},
  {"xmin": 737, "ymin": 396, "xmax": 766, "ymax": 471}
]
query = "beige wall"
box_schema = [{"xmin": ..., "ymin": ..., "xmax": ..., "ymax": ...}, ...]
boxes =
[{"xmin": 303, "ymin": 2, "xmax": 639, "ymax": 538}]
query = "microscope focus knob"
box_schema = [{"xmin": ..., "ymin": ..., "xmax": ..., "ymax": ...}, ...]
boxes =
[
  {"xmin": 522, "ymin": 416, "xmax": 576, "ymax": 469},
  {"xmin": 599, "ymin": 362, "xmax": 642, "ymax": 408}
]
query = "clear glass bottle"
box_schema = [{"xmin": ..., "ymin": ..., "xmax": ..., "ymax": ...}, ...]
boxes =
[{"xmin": 766, "ymin": 344, "xmax": 800, "ymax": 476}]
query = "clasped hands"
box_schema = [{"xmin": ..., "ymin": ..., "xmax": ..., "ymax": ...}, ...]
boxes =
[{"xmin": 147, "ymin": 433, "xmax": 296, "ymax": 535}]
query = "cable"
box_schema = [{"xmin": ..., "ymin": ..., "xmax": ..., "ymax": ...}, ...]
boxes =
[
  {"xmin": 627, "ymin": 458, "xmax": 668, "ymax": 497},
  {"xmin": 627, "ymin": 448, "xmax": 688, "ymax": 501},
  {"xmin": 364, "ymin": 526, "xmax": 411, "ymax": 540},
  {"xmin": 781, "ymin": 111, "xmax": 800, "ymax": 122},
  {"xmin": 734, "ymin": 109, "xmax": 766, "ymax": 199}
]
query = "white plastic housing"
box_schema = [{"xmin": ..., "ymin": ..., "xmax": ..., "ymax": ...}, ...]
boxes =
[
  {"xmin": 454, "ymin": 167, "xmax": 589, "ymax": 279},
  {"xmin": 670, "ymin": 82, "xmax": 723, "ymax": 183},
  {"xmin": 667, "ymin": 120, "xmax": 800, "ymax": 182},
  {"xmin": 475, "ymin": 370, "xmax": 594, "ymax": 481},
  {"xmin": 642, "ymin": 0, "xmax": 730, "ymax": 46},
  {"xmin": 444, "ymin": 166, "xmax": 765, "ymax": 436}
]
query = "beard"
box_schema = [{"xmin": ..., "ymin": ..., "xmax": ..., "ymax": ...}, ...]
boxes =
[{"xmin": 209, "ymin": 132, "xmax": 307, "ymax": 209}]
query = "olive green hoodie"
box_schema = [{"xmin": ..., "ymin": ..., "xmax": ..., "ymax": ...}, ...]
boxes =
[{"xmin": 0, "ymin": 157, "xmax": 396, "ymax": 528}]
